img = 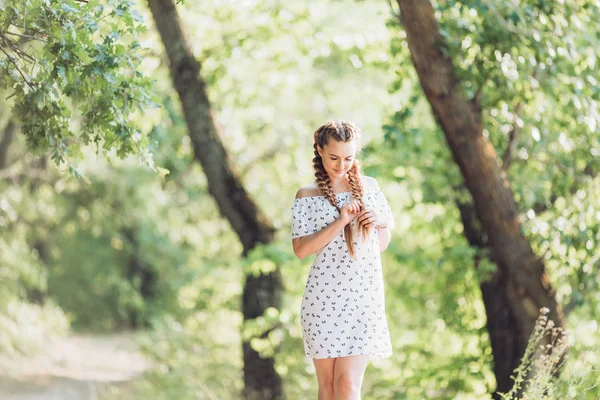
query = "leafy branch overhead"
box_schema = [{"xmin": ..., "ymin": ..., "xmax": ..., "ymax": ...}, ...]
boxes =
[{"xmin": 0, "ymin": 0, "xmax": 157, "ymax": 172}]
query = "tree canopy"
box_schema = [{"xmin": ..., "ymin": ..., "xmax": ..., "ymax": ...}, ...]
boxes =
[{"xmin": 0, "ymin": 0, "xmax": 156, "ymax": 173}]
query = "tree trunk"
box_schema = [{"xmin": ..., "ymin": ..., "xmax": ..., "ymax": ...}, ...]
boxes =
[
  {"xmin": 147, "ymin": 1, "xmax": 283, "ymax": 398},
  {"xmin": 456, "ymin": 191, "xmax": 532, "ymax": 397},
  {"xmin": 396, "ymin": 0, "xmax": 565, "ymax": 395},
  {"xmin": 122, "ymin": 227, "xmax": 156, "ymax": 329},
  {"xmin": 27, "ymin": 156, "xmax": 49, "ymax": 304},
  {"xmin": 0, "ymin": 119, "xmax": 17, "ymax": 170}
]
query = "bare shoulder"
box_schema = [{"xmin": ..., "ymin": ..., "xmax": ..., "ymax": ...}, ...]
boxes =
[
  {"xmin": 295, "ymin": 183, "xmax": 321, "ymax": 199},
  {"xmin": 362, "ymin": 175, "xmax": 380, "ymax": 190}
]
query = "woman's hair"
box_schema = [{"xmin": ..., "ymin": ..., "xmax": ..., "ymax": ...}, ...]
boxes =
[{"xmin": 313, "ymin": 120, "xmax": 372, "ymax": 259}]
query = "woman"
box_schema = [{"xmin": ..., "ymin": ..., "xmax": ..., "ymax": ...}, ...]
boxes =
[{"xmin": 291, "ymin": 120, "xmax": 395, "ymax": 400}]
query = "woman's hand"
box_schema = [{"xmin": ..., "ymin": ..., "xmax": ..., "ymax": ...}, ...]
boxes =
[
  {"xmin": 339, "ymin": 200, "xmax": 362, "ymax": 225},
  {"xmin": 357, "ymin": 207, "xmax": 383, "ymax": 230}
]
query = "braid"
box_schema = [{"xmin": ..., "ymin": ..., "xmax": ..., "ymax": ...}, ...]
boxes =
[
  {"xmin": 312, "ymin": 120, "xmax": 367, "ymax": 260},
  {"xmin": 313, "ymin": 140, "xmax": 340, "ymax": 211},
  {"xmin": 348, "ymin": 159, "xmax": 371, "ymax": 240}
]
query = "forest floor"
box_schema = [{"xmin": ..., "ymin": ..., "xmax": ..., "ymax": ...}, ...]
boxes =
[{"xmin": 0, "ymin": 332, "xmax": 151, "ymax": 400}]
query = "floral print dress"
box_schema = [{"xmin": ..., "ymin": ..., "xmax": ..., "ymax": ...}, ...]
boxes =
[{"xmin": 291, "ymin": 182, "xmax": 395, "ymax": 360}]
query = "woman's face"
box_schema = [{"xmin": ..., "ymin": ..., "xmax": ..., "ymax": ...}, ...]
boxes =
[{"xmin": 318, "ymin": 140, "xmax": 357, "ymax": 179}]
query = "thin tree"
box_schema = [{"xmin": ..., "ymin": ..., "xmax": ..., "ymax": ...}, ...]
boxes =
[{"xmin": 146, "ymin": 0, "xmax": 283, "ymax": 399}]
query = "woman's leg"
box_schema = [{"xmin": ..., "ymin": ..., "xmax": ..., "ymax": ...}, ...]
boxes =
[
  {"xmin": 313, "ymin": 358, "xmax": 336, "ymax": 400},
  {"xmin": 333, "ymin": 354, "xmax": 370, "ymax": 400}
]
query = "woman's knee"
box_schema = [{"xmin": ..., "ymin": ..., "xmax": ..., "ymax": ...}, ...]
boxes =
[
  {"xmin": 318, "ymin": 383, "xmax": 334, "ymax": 397},
  {"xmin": 317, "ymin": 376, "xmax": 334, "ymax": 399},
  {"xmin": 334, "ymin": 373, "xmax": 361, "ymax": 398}
]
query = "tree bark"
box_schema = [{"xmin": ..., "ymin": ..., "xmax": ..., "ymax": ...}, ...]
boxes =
[
  {"xmin": 147, "ymin": 1, "xmax": 283, "ymax": 399},
  {"xmin": 0, "ymin": 119, "xmax": 17, "ymax": 170},
  {"xmin": 122, "ymin": 227, "xmax": 156, "ymax": 329},
  {"xmin": 396, "ymin": 0, "xmax": 565, "ymax": 396},
  {"xmin": 27, "ymin": 156, "xmax": 49, "ymax": 304},
  {"xmin": 456, "ymin": 190, "xmax": 532, "ymax": 397}
]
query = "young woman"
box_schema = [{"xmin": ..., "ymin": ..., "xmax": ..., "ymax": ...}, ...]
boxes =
[{"xmin": 291, "ymin": 120, "xmax": 395, "ymax": 400}]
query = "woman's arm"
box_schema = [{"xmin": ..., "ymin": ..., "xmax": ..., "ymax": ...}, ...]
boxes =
[
  {"xmin": 293, "ymin": 218, "xmax": 346, "ymax": 259},
  {"xmin": 377, "ymin": 225, "xmax": 391, "ymax": 252}
]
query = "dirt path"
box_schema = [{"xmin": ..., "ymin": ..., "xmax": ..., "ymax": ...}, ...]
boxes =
[{"xmin": 0, "ymin": 332, "xmax": 151, "ymax": 400}]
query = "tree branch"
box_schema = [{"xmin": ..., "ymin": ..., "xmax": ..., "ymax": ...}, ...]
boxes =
[
  {"xmin": 386, "ymin": 0, "xmax": 401, "ymax": 19},
  {"xmin": 1, "ymin": 34, "xmax": 36, "ymax": 62},
  {"xmin": 3, "ymin": 31, "xmax": 46, "ymax": 42},
  {"xmin": 531, "ymin": 163, "xmax": 599, "ymax": 214},
  {"xmin": 239, "ymin": 140, "xmax": 284, "ymax": 179},
  {"xmin": 501, "ymin": 99, "xmax": 524, "ymax": 170},
  {"xmin": 502, "ymin": 67, "xmax": 539, "ymax": 170},
  {"xmin": 472, "ymin": 65, "xmax": 494, "ymax": 109},
  {"xmin": 0, "ymin": 40, "xmax": 35, "ymax": 89}
]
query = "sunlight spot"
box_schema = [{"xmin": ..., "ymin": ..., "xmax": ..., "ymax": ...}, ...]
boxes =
[
  {"xmin": 111, "ymin": 237, "xmax": 123, "ymax": 251},
  {"xmin": 461, "ymin": 36, "xmax": 472, "ymax": 49},
  {"xmin": 518, "ymin": 148, "xmax": 529, "ymax": 160},
  {"xmin": 349, "ymin": 54, "xmax": 363, "ymax": 68},
  {"xmin": 585, "ymin": 116, "xmax": 596, "ymax": 132},
  {"xmin": 434, "ymin": 319, "xmax": 446, "ymax": 332},
  {"xmin": 559, "ymin": 132, "xmax": 574, "ymax": 152}
]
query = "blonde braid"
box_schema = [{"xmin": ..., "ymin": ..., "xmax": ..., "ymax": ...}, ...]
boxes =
[
  {"xmin": 313, "ymin": 140, "xmax": 340, "ymax": 211},
  {"xmin": 347, "ymin": 159, "xmax": 371, "ymax": 241}
]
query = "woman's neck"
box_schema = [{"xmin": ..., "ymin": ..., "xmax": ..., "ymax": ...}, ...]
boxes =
[{"xmin": 329, "ymin": 175, "xmax": 350, "ymax": 191}]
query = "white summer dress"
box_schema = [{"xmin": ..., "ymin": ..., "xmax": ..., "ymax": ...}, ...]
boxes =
[{"xmin": 291, "ymin": 181, "xmax": 396, "ymax": 360}]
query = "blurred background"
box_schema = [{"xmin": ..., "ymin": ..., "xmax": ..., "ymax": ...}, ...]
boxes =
[{"xmin": 0, "ymin": 0, "xmax": 598, "ymax": 399}]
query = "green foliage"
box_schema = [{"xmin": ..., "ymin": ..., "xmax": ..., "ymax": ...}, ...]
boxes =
[
  {"xmin": 372, "ymin": 198, "xmax": 496, "ymax": 398},
  {"xmin": 0, "ymin": 0, "xmax": 598, "ymax": 398},
  {"xmin": 0, "ymin": 0, "xmax": 157, "ymax": 173},
  {"xmin": 131, "ymin": 247, "xmax": 247, "ymax": 399},
  {"xmin": 44, "ymin": 165, "xmax": 193, "ymax": 330},
  {"xmin": 0, "ymin": 222, "xmax": 70, "ymax": 353},
  {"xmin": 133, "ymin": 312, "xmax": 244, "ymax": 400},
  {"xmin": 0, "ymin": 299, "xmax": 69, "ymax": 355}
]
